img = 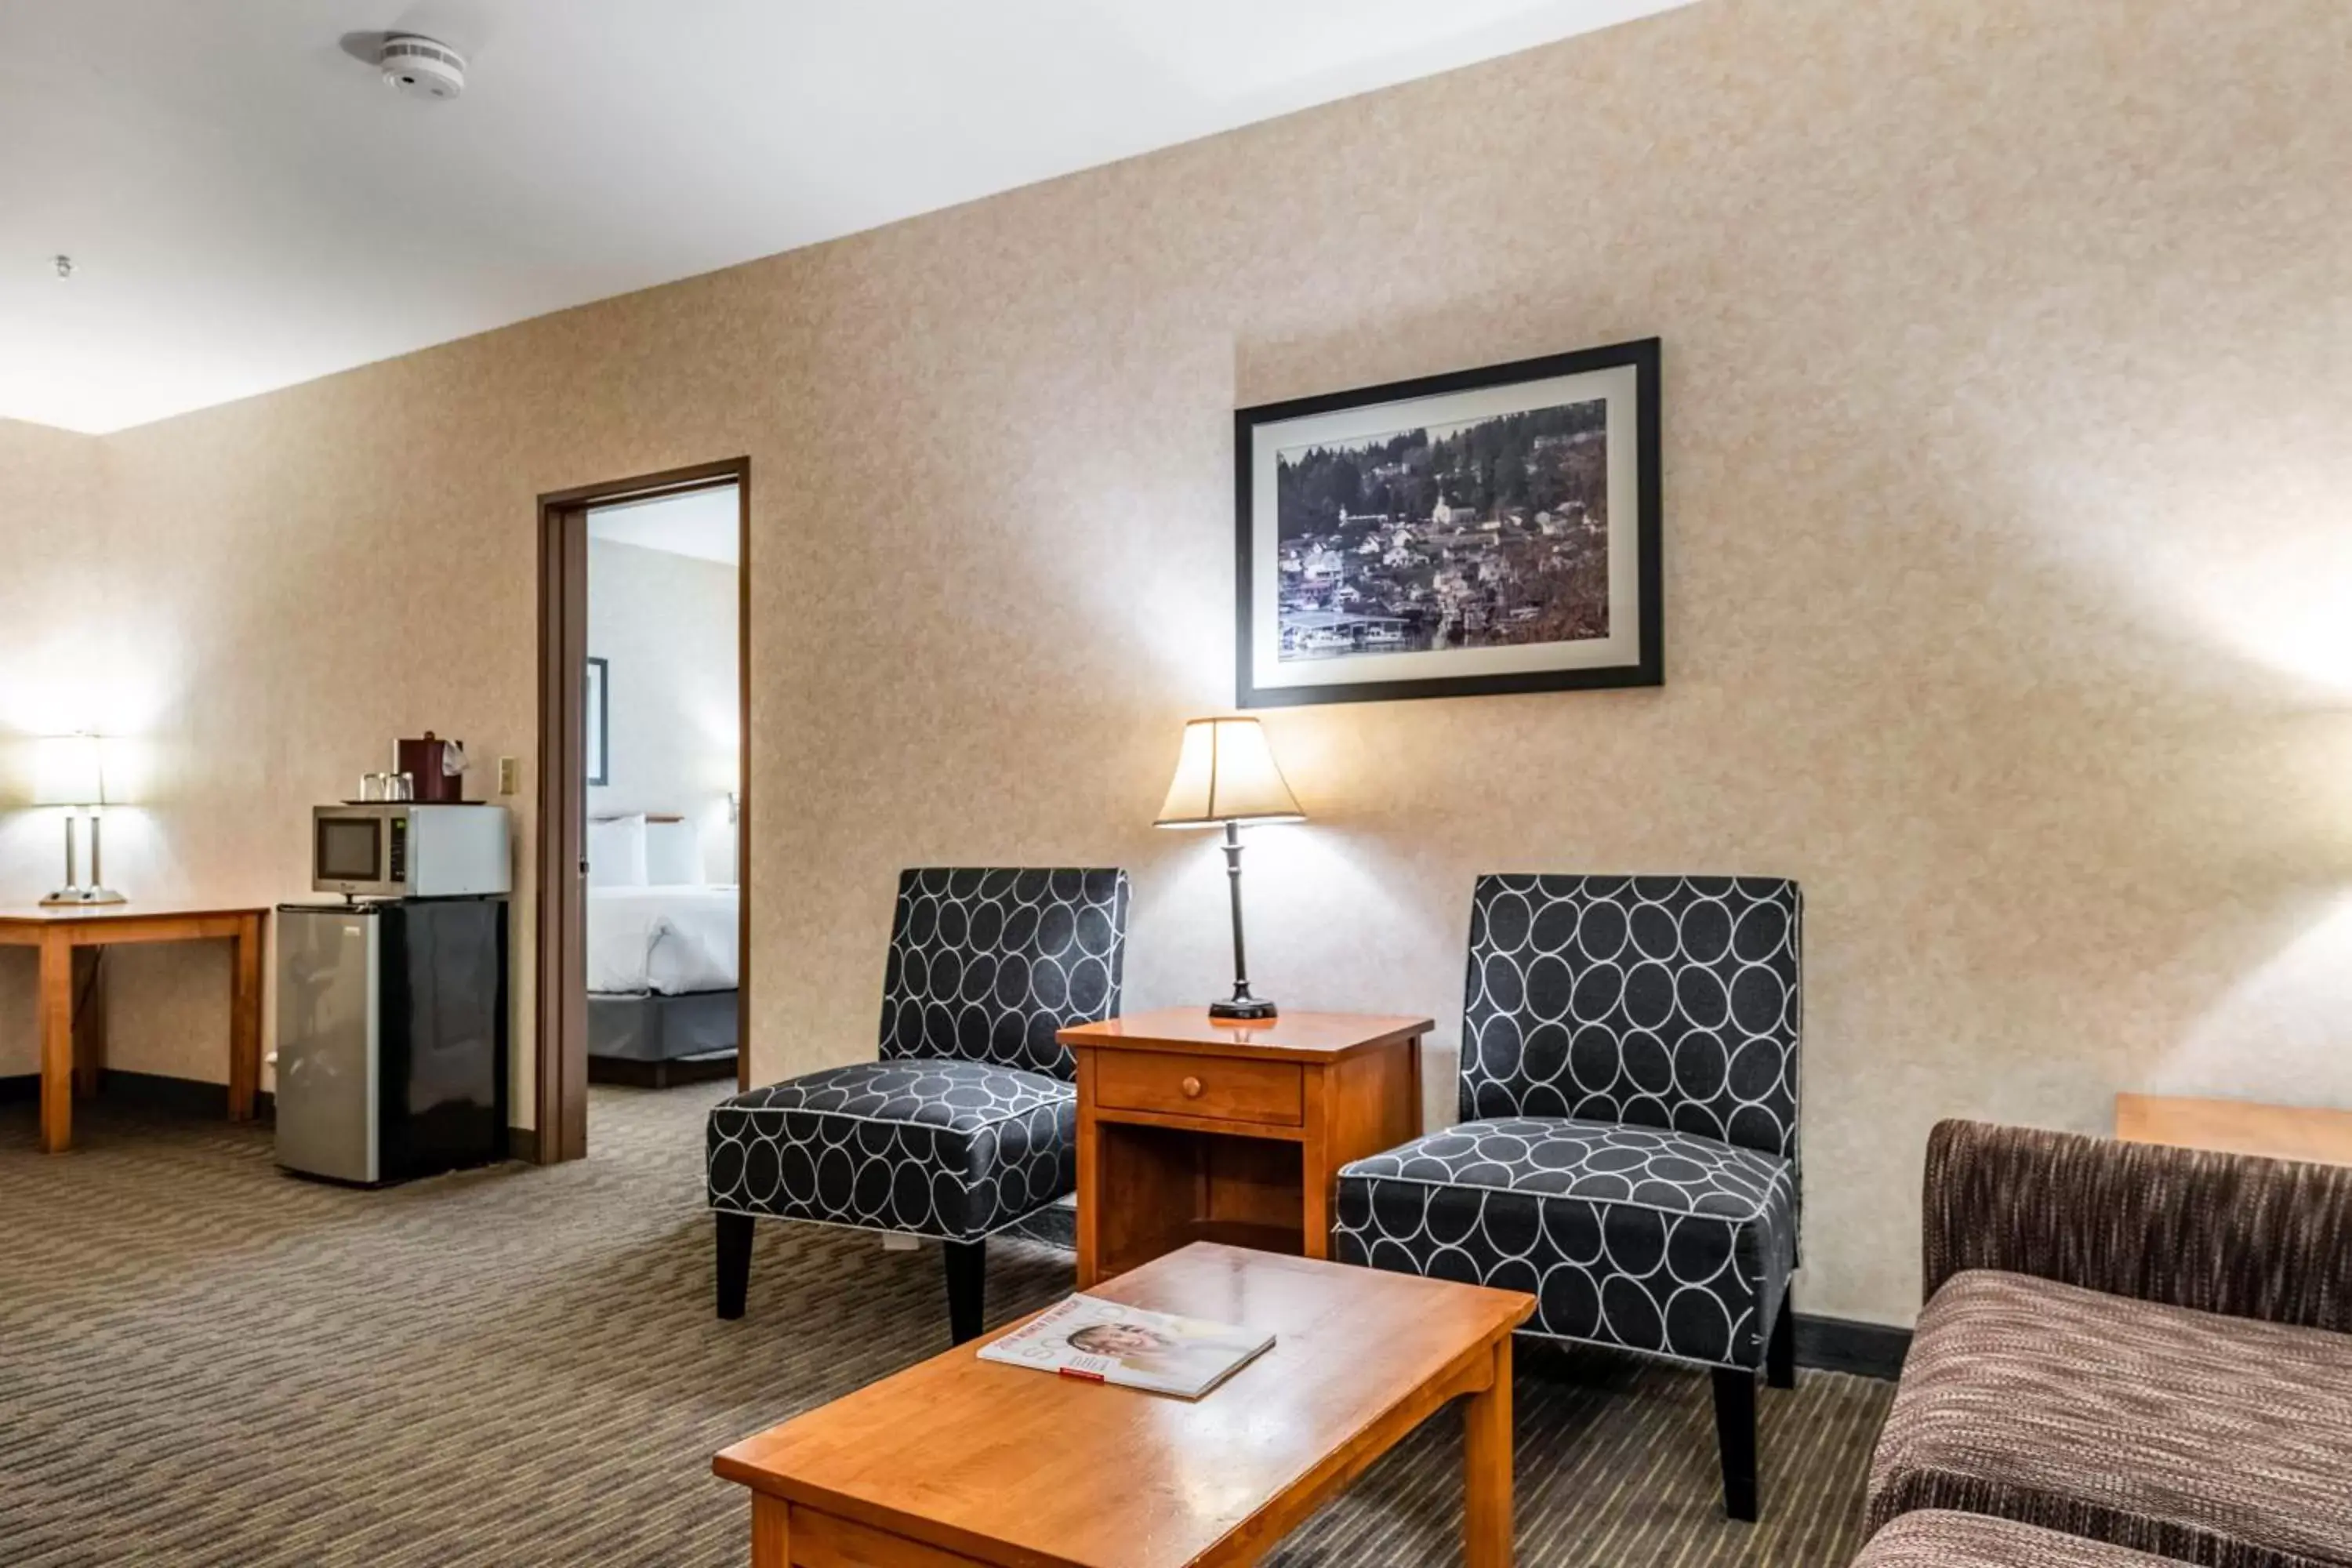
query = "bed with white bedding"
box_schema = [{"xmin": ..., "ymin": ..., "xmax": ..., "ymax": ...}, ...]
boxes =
[
  {"xmin": 584, "ymin": 814, "xmax": 739, "ymax": 1072},
  {"xmin": 587, "ymin": 884, "xmax": 739, "ymax": 996}
]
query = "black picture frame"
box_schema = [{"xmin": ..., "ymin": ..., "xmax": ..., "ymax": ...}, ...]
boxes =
[
  {"xmin": 584, "ymin": 656, "xmax": 610, "ymax": 786},
  {"xmin": 1235, "ymin": 337, "xmax": 1662, "ymax": 709}
]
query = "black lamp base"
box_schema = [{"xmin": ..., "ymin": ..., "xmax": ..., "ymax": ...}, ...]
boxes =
[{"xmin": 1210, "ymin": 821, "xmax": 1276, "ymax": 1022}]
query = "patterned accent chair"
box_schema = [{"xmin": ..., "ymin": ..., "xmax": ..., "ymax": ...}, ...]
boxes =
[
  {"xmin": 1332, "ymin": 874, "xmax": 1803, "ymax": 1521},
  {"xmin": 706, "ymin": 867, "xmax": 1130, "ymax": 1344}
]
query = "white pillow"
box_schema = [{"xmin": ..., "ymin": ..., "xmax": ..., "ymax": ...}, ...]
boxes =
[
  {"xmin": 644, "ymin": 819, "xmax": 701, "ymax": 886},
  {"xmin": 586, "ymin": 815, "xmax": 648, "ymax": 887}
]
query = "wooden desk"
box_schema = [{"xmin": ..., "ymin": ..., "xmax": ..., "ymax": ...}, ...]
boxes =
[
  {"xmin": 1059, "ymin": 1009, "xmax": 1431, "ymax": 1290},
  {"xmin": 2115, "ymin": 1092, "xmax": 2352, "ymax": 1168},
  {"xmin": 714, "ymin": 1243, "xmax": 1536, "ymax": 1567},
  {"xmin": 0, "ymin": 904, "xmax": 267, "ymax": 1153}
]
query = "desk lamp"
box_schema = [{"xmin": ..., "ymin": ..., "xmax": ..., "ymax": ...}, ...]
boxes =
[
  {"xmin": 36, "ymin": 733, "xmax": 125, "ymax": 906},
  {"xmin": 1154, "ymin": 717, "xmax": 1304, "ymax": 1019}
]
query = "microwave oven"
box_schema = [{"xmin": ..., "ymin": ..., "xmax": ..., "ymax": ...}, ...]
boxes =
[{"xmin": 312, "ymin": 804, "xmax": 512, "ymax": 899}]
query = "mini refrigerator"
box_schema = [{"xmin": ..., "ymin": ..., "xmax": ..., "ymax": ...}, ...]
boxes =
[{"xmin": 274, "ymin": 897, "xmax": 509, "ymax": 1185}]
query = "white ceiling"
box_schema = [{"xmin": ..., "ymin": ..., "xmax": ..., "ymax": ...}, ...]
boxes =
[
  {"xmin": 588, "ymin": 486, "xmax": 739, "ymax": 566},
  {"xmin": 1, "ymin": 0, "xmax": 1694, "ymax": 435}
]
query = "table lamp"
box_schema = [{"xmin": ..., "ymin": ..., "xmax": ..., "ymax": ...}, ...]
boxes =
[
  {"xmin": 1154, "ymin": 717, "xmax": 1305, "ymax": 1020},
  {"xmin": 36, "ymin": 733, "xmax": 126, "ymax": 906}
]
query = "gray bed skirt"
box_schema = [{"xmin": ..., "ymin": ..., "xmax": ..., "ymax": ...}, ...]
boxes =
[{"xmin": 587, "ymin": 989, "xmax": 739, "ymax": 1063}]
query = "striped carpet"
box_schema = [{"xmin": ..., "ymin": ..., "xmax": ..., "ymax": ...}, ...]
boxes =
[{"xmin": 0, "ymin": 1083, "xmax": 1892, "ymax": 1566}]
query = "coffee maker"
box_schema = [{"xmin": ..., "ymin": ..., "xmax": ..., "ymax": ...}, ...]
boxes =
[{"xmin": 394, "ymin": 733, "xmax": 469, "ymax": 804}]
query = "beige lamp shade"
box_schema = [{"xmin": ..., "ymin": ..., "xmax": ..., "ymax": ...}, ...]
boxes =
[
  {"xmin": 34, "ymin": 733, "xmax": 109, "ymax": 807},
  {"xmin": 1154, "ymin": 717, "xmax": 1305, "ymax": 828}
]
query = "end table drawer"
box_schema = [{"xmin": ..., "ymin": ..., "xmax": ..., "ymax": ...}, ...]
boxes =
[{"xmin": 1094, "ymin": 1051, "xmax": 1303, "ymax": 1127}]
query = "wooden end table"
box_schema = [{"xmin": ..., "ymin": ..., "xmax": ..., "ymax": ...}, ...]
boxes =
[
  {"xmin": 0, "ymin": 904, "xmax": 268, "ymax": 1153},
  {"xmin": 1057, "ymin": 1008, "xmax": 1431, "ymax": 1289},
  {"xmin": 714, "ymin": 1242, "xmax": 1536, "ymax": 1567},
  {"xmin": 2115, "ymin": 1092, "xmax": 2352, "ymax": 1168}
]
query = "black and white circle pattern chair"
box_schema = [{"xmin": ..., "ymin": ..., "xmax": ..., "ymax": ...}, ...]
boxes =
[
  {"xmin": 706, "ymin": 867, "xmax": 1130, "ymax": 1345},
  {"xmin": 1331, "ymin": 874, "xmax": 1802, "ymax": 1522}
]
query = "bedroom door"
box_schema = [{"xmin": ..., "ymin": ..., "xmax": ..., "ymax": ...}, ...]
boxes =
[{"xmin": 536, "ymin": 458, "xmax": 752, "ymax": 1163}]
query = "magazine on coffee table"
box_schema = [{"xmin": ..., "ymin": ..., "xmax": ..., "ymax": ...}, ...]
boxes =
[{"xmin": 977, "ymin": 1294, "xmax": 1276, "ymax": 1399}]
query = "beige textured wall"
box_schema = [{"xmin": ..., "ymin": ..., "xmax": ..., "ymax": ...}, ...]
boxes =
[
  {"xmin": 2, "ymin": 0, "xmax": 2347, "ymax": 1323},
  {"xmin": 0, "ymin": 419, "xmax": 104, "ymax": 1070},
  {"xmin": 588, "ymin": 537, "xmax": 741, "ymax": 883},
  {"xmin": 0, "ymin": 424, "xmax": 234, "ymax": 1082}
]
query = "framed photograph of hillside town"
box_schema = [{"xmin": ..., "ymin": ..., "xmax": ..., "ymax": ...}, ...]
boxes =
[{"xmin": 1235, "ymin": 339, "xmax": 1661, "ymax": 707}]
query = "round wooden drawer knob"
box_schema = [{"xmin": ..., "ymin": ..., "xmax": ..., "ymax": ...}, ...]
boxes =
[{"xmin": 1181, "ymin": 1076, "xmax": 1203, "ymax": 1099}]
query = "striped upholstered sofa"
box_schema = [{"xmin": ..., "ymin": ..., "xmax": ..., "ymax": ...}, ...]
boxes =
[{"xmin": 1854, "ymin": 1120, "xmax": 2352, "ymax": 1567}]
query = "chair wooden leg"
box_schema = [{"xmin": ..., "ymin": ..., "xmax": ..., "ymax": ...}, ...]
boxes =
[
  {"xmin": 945, "ymin": 1238, "xmax": 986, "ymax": 1345},
  {"xmin": 716, "ymin": 1211, "xmax": 753, "ymax": 1319},
  {"xmin": 1711, "ymin": 1367, "xmax": 1759, "ymax": 1522},
  {"xmin": 1767, "ymin": 1290, "xmax": 1796, "ymax": 1390}
]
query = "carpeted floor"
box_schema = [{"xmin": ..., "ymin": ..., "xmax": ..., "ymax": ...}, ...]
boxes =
[{"xmin": 0, "ymin": 1083, "xmax": 1893, "ymax": 1566}]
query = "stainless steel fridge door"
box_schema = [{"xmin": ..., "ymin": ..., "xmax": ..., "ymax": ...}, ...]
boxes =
[{"xmin": 274, "ymin": 906, "xmax": 379, "ymax": 1182}]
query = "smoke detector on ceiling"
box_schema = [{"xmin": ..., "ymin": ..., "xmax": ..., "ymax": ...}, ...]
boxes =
[{"xmin": 379, "ymin": 34, "xmax": 465, "ymax": 100}]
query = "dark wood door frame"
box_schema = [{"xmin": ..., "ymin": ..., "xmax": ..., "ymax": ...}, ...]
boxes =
[{"xmin": 535, "ymin": 456, "xmax": 752, "ymax": 1164}]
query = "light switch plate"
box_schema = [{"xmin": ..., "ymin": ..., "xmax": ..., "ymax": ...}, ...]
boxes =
[{"xmin": 498, "ymin": 756, "xmax": 518, "ymax": 795}]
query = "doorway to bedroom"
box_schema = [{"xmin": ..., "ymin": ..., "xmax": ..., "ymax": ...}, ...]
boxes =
[{"xmin": 536, "ymin": 460, "xmax": 749, "ymax": 1164}]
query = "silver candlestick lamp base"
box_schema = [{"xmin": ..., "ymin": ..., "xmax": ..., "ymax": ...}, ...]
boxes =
[{"xmin": 39, "ymin": 812, "xmax": 126, "ymax": 906}]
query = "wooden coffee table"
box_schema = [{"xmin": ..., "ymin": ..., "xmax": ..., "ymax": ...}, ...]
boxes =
[{"xmin": 713, "ymin": 1242, "xmax": 1536, "ymax": 1567}]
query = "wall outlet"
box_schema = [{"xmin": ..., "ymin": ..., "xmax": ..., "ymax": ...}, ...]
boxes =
[{"xmin": 498, "ymin": 756, "xmax": 518, "ymax": 796}]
